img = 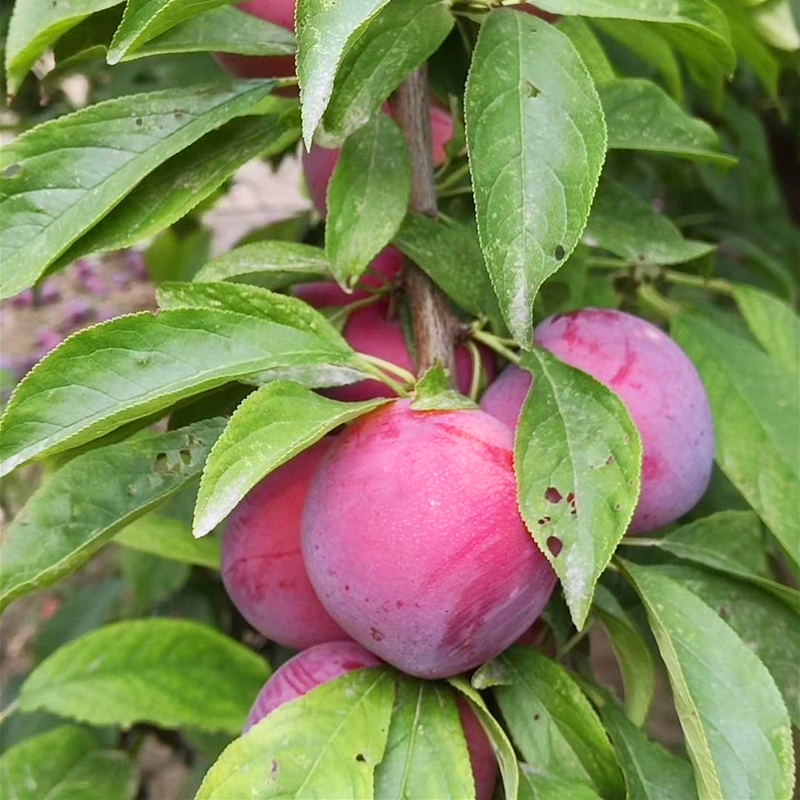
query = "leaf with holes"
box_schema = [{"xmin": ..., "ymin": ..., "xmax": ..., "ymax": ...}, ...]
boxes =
[
  {"xmin": 474, "ymin": 647, "xmax": 623, "ymax": 798},
  {"xmin": 374, "ymin": 677, "xmax": 474, "ymax": 799},
  {"xmin": 326, "ymin": 113, "xmax": 410, "ymax": 291},
  {"xmin": 671, "ymin": 314, "xmax": 800, "ymax": 569},
  {"xmin": 0, "ymin": 420, "xmax": 224, "ymax": 614},
  {"xmin": 196, "ymin": 668, "xmax": 395, "ymax": 798},
  {"xmin": 193, "ymin": 381, "xmax": 387, "ymax": 537},
  {"xmin": 0, "ymin": 309, "xmax": 357, "ymax": 476},
  {"xmin": 296, "ymin": 0, "xmax": 393, "ymax": 145},
  {"xmin": 18, "ymin": 619, "xmax": 270, "ymax": 734},
  {"xmin": 322, "ymin": 0, "xmax": 454, "ymax": 140},
  {"xmin": 515, "ymin": 349, "xmax": 642, "ymax": 628},
  {"xmin": 193, "ymin": 241, "xmax": 331, "ymax": 288},
  {"xmin": 0, "ymin": 81, "xmax": 278, "ymax": 300},
  {"xmin": 0, "ymin": 726, "xmax": 136, "ymax": 800},
  {"xmin": 623, "ymin": 561, "xmax": 795, "ymax": 800},
  {"xmin": 466, "ymin": 11, "xmax": 606, "ymax": 343},
  {"xmin": 600, "ymin": 79, "xmax": 735, "ymax": 164},
  {"xmin": 4, "ymin": 0, "xmax": 123, "ymax": 94}
]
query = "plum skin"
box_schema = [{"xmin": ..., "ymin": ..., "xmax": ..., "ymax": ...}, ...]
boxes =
[
  {"xmin": 244, "ymin": 641, "xmax": 498, "ymax": 799},
  {"xmin": 301, "ymin": 400, "xmax": 557, "ymax": 679},
  {"xmin": 302, "ymin": 104, "xmax": 455, "ymax": 217},
  {"xmin": 481, "ymin": 308, "xmax": 715, "ymax": 533},
  {"xmin": 221, "ymin": 439, "xmax": 348, "ymax": 649}
]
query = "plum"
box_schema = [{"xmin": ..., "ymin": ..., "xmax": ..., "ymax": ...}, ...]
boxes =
[
  {"xmin": 243, "ymin": 640, "xmax": 381, "ymax": 730},
  {"xmin": 302, "ymin": 104, "xmax": 454, "ymax": 217},
  {"xmin": 214, "ymin": 0, "xmax": 297, "ymax": 88},
  {"xmin": 301, "ymin": 400, "xmax": 557, "ymax": 678},
  {"xmin": 221, "ymin": 440, "xmax": 348, "ymax": 649},
  {"xmin": 481, "ymin": 308, "xmax": 714, "ymax": 533},
  {"xmin": 244, "ymin": 640, "xmax": 497, "ymax": 799}
]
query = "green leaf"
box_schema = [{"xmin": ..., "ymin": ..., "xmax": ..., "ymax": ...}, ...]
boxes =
[
  {"xmin": 0, "ymin": 725, "xmax": 136, "ymax": 800},
  {"xmin": 529, "ymin": 0, "xmax": 735, "ymax": 76},
  {"xmin": 623, "ymin": 561, "xmax": 795, "ymax": 800},
  {"xmin": 393, "ymin": 214, "xmax": 503, "ymax": 325},
  {"xmin": 466, "ymin": 11, "xmax": 606, "ymax": 343},
  {"xmin": 120, "ymin": 549, "xmax": 190, "ymax": 612},
  {"xmin": 108, "ymin": 0, "xmax": 240, "ymax": 62},
  {"xmin": 449, "ymin": 676, "xmax": 520, "ymax": 800},
  {"xmin": 671, "ymin": 314, "xmax": 800, "ymax": 569},
  {"xmin": 656, "ymin": 563, "xmax": 800, "ymax": 729},
  {"xmin": 0, "ymin": 420, "xmax": 224, "ymax": 614},
  {"xmin": 326, "ymin": 113, "xmax": 410, "ymax": 290},
  {"xmin": 585, "ymin": 180, "xmax": 715, "ymax": 266},
  {"xmin": 19, "ymin": 620, "xmax": 270, "ymax": 734},
  {"xmin": 515, "ymin": 349, "xmax": 642, "ymax": 628},
  {"xmin": 116, "ymin": 513, "xmax": 220, "ymax": 568},
  {"xmin": 296, "ymin": 0, "xmax": 392, "ymax": 146},
  {"xmin": 599, "ymin": 79, "xmax": 735, "ymax": 164},
  {"xmin": 197, "ymin": 667, "xmax": 395, "ymax": 798},
  {"xmin": 374, "ymin": 677, "xmax": 474, "ymax": 799},
  {"xmin": 322, "ymin": 0, "xmax": 454, "ymax": 140},
  {"xmin": 556, "ymin": 17, "xmax": 615, "ymax": 85},
  {"xmin": 715, "ymin": 1, "xmax": 779, "ymax": 97},
  {"xmin": 56, "ymin": 108, "xmax": 300, "ymax": 266},
  {"xmin": 473, "ymin": 647, "xmax": 623, "ymax": 798},
  {"xmin": 155, "ymin": 281, "xmax": 366, "ymax": 388},
  {"xmin": 193, "ymin": 241, "xmax": 331, "ymax": 287},
  {"xmin": 733, "ymin": 284, "xmax": 800, "ymax": 375},
  {"xmin": 593, "ymin": 20, "xmax": 683, "ymax": 101},
  {"xmin": 598, "ymin": 698, "xmax": 698, "ymax": 800},
  {"xmin": 35, "ymin": 579, "xmax": 125, "ymax": 662},
  {"xmin": 193, "ymin": 381, "xmax": 386, "ymax": 537},
  {"xmin": 131, "ymin": 6, "xmax": 296, "ymax": 60},
  {"xmin": 4, "ymin": 0, "xmax": 124, "ymax": 94},
  {"xmin": 411, "ymin": 365, "xmax": 478, "ymax": 411},
  {"xmin": 592, "ymin": 585, "xmax": 656, "ymax": 726},
  {"xmin": 636, "ymin": 511, "xmax": 800, "ymax": 613},
  {"xmin": 519, "ymin": 765, "xmax": 603, "ymax": 800},
  {"xmin": 0, "ymin": 309, "xmax": 357, "ymax": 476},
  {"xmin": 155, "ymin": 281, "xmax": 350, "ymax": 349},
  {"xmin": 0, "ymin": 80, "xmax": 277, "ymax": 300}
]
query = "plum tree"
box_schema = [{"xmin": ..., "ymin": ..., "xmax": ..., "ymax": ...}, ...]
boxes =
[
  {"xmin": 301, "ymin": 400, "xmax": 557, "ymax": 678},
  {"xmin": 302, "ymin": 104, "xmax": 454, "ymax": 216},
  {"xmin": 481, "ymin": 308, "xmax": 715, "ymax": 533},
  {"xmin": 221, "ymin": 439, "xmax": 348, "ymax": 649},
  {"xmin": 244, "ymin": 640, "xmax": 498, "ymax": 799},
  {"xmin": 295, "ymin": 248, "xmax": 494, "ymax": 401},
  {"xmin": 214, "ymin": 0, "xmax": 297, "ymax": 87}
]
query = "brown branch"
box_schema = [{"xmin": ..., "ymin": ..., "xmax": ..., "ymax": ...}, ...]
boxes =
[{"xmin": 392, "ymin": 67, "xmax": 459, "ymax": 383}]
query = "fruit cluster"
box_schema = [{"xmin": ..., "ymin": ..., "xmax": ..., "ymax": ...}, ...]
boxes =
[{"xmin": 215, "ymin": 4, "xmax": 715, "ymax": 794}]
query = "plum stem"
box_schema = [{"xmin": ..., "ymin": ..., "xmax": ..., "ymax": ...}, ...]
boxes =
[
  {"xmin": 356, "ymin": 356, "xmax": 413, "ymax": 397},
  {"xmin": 327, "ymin": 290, "xmax": 386, "ymax": 326},
  {"xmin": 393, "ymin": 67, "xmax": 460, "ymax": 384},
  {"xmin": 465, "ymin": 338, "xmax": 484, "ymax": 402},
  {"xmin": 358, "ymin": 354, "xmax": 417, "ymax": 386},
  {"xmin": 471, "ymin": 328, "xmax": 521, "ymax": 365}
]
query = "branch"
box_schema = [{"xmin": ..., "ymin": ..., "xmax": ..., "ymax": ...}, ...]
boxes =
[{"xmin": 393, "ymin": 67, "xmax": 459, "ymax": 383}]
